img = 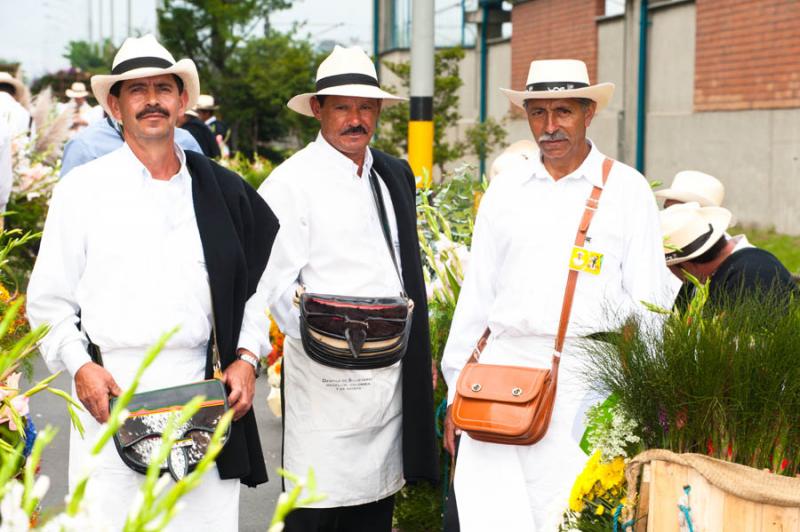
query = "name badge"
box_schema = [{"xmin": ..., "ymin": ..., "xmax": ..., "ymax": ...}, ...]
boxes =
[{"xmin": 568, "ymin": 246, "xmax": 604, "ymax": 275}]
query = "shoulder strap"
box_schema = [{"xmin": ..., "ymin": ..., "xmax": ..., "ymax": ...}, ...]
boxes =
[
  {"xmin": 368, "ymin": 169, "xmax": 405, "ymax": 294},
  {"xmin": 471, "ymin": 158, "xmax": 614, "ymax": 362},
  {"xmin": 553, "ymin": 157, "xmax": 614, "ymax": 354}
]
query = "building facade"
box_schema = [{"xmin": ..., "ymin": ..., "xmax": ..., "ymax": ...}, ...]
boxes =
[{"xmin": 378, "ymin": 0, "xmax": 800, "ymax": 234}]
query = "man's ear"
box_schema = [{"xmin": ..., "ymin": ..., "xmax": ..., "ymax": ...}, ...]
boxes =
[
  {"xmin": 107, "ymin": 93, "xmax": 123, "ymax": 123},
  {"xmin": 583, "ymin": 100, "xmax": 597, "ymax": 128},
  {"xmin": 179, "ymin": 89, "xmax": 189, "ymax": 115},
  {"xmin": 310, "ymin": 96, "xmax": 323, "ymax": 121}
]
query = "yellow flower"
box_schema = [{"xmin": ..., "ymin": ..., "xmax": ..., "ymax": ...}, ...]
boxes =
[{"xmin": 595, "ymin": 504, "xmax": 605, "ymax": 516}]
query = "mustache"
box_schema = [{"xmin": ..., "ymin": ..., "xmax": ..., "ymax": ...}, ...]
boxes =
[
  {"xmin": 341, "ymin": 125, "xmax": 368, "ymax": 135},
  {"xmin": 136, "ymin": 105, "xmax": 169, "ymax": 120},
  {"xmin": 537, "ymin": 130, "xmax": 568, "ymax": 142}
]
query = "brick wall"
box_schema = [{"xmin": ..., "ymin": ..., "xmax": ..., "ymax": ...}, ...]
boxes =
[
  {"xmin": 695, "ymin": 0, "xmax": 800, "ymax": 111},
  {"xmin": 510, "ymin": 0, "xmax": 605, "ymax": 108}
]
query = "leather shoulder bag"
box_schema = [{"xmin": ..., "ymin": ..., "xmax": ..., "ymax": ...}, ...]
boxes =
[
  {"xmin": 298, "ymin": 169, "xmax": 414, "ymax": 370},
  {"xmin": 451, "ymin": 158, "xmax": 614, "ymax": 445},
  {"xmin": 98, "ymin": 287, "xmax": 231, "ymax": 482}
]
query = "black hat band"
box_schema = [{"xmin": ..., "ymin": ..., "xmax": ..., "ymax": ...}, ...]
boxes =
[
  {"xmin": 112, "ymin": 56, "xmax": 174, "ymax": 75},
  {"xmin": 316, "ymin": 73, "xmax": 380, "ymax": 92},
  {"xmin": 665, "ymin": 224, "xmax": 714, "ymax": 262},
  {"xmin": 526, "ymin": 81, "xmax": 589, "ymax": 92}
]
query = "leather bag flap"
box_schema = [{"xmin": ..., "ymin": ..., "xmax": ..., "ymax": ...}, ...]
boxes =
[{"xmin": 456, "ymin": 363, "xmax": 549, "ymax": 403}]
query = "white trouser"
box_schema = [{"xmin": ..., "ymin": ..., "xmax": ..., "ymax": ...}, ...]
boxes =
[{"xmin": 454, "ymin": 335, "xmax": 598, "ymax": 532}]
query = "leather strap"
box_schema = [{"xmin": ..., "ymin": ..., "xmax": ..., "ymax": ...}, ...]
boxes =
[
  {"xmin": 368, "ymin": 169, "xmax": 406, "ymax": 295},
  {"xmin": 554, "ymin": 157, "xmax": 613, "ymax": 354},
  {"xmin": 471, "ymin": 157, "xmax": 614, "ymax": 362}
]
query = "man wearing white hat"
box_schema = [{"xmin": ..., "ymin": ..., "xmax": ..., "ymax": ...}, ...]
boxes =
[
  {"xmin": 655, "ymin": 170, "xmax": 725, "ymax": 208},
  {"xmin": 27, "ymin": 34, "xmax": 279, "ymax": 531},
  {"xmin": 441, "ymin": 59, "xmax": 670, "ymax": 530},
  {"xmin": 196, "ymin": 94, "xmax": 229, "ymax": 142},
  {"xmin": 238, "ymin": 45, "xmax": 438, "ymax": 530},
  {"xmin": 661, "ymin": 203, "xmax": 796, "ymax": 307},
  {"xmin": 0, "ymin": 71, "xmax": 31, "ymax": 137},
  {"xmin": 60, "ymin": 81, "xmax": 103, "ymax": 135}
]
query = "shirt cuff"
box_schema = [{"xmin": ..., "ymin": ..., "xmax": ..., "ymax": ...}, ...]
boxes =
[
  {"xmin": 62, "ymin": 342, "xmax": 93, "ymax": 377},
  {"xmin": 237, "ymin": 330, "xmax": 267, "ymax": 359}
]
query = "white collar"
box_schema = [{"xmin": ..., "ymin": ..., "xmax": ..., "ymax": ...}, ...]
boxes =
[
  {"xmin": 529, "ymin": 139, "xmax": 605, "ymax": 188},
  {"xmin": 120, "ymin": 141, "xmax": 189, "ymax": 185},
  {"xmin": 313, "ymin": 132, "xmax": 373, "ymax": 177}
]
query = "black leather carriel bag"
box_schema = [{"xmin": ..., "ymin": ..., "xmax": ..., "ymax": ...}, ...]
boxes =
[{"xmin": 298, "ymin": 170, "xmax": 414, "ymax": 370}]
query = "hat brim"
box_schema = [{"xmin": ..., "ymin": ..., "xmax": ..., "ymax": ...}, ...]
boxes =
[
  {"xmin": 665, "ymin": 207, "xmax": 732, "ymax": 266},
  {"xmin": 0, "ymin": 77, "xmax": 26, "ymax": 101},
  {"xmin": 65, "ymin": 90, "xmax": 89, "ymax": 99},
  {"xmin": 287, "ymin": 84, "xmax": 407, "ymax": 117},
  {"xmin": 499, "ymin": 82, "xmax": 615, "ymax": 113},
  {"xmin": 655, "ymin": 188, "xmax": 720, "ymax": 207},
  {"xmin": 91, "ymin": 58, "xmax": 200, "ymax": 120}
]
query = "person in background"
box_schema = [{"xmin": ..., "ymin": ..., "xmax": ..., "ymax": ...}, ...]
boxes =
[
  {"xmin": 0, "ymin": 71, "xmax": 31, "ymax": 138},
  {"xmin": 60, "ymin": 82, "xmax": 103, "ymax": 135},
  {"xmin": 195, "ymin": 94, "xmax": 229, "ymax": 144},
  {"xmin": 661, "ymin": 202, "xmax": 796, "ymax": 308},
  {"xmin": 178, "ymin": 107, "xmax": 220, "ymax": 158}
]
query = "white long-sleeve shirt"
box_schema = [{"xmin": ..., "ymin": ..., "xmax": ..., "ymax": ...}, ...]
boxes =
[
  {"xmin": 237, "ymin": 133, "xmax": 405, "ymax": 507},
  {"xmin": 238, "ymin": 133, "xmax": 402, "ymax": 353},
  {"xmin": 441, "ymin": 141, "xmax": 671, "ymax": 402},
  {"xmin": 27, "ymin": 144, "xmax": 215, "ymax": 377}
]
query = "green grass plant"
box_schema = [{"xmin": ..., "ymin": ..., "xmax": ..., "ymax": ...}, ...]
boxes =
[{"xmin": 582, "ymin": 280, "xmax": 800, "ymax": 476}]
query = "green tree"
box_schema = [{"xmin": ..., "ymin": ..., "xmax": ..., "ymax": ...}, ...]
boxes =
[
  {"xmin": 63, "ymin": 39, "xmax": 117, "ymax": 75},
  {"xmin": 158, "ymin": 0, "xmax": 301, "ymax": 153},
  {"xmin": 223, "ymin": 31, "xmax": 323, "ymax": 154},
  {"xmin": 373, "ymin": 47, "xmax": 507, "ymax": 175}
]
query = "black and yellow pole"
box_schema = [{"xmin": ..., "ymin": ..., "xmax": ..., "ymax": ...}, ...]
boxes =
[{"xmin": 408, "ymin": 0, "xmax": 434, "ymax": 188}]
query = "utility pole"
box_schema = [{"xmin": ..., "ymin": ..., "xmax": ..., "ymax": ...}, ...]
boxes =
[
  {"xmin": 110, "ymin": 0, "xmax": 115, "ymax": 44},
  {"xmin": 88, "ymin": 0, "xmax": 93, "ymax": 42},
  {"xmin": 127, "ymin": 0, "xmax": 132, "ymax": 37},
  {"xmin": 407, "ymin": 0, "xmax": 434, "ymax": 187}
]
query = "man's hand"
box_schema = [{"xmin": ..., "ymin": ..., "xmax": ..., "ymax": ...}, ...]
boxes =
[
  {"xmin": 222, "ymin": 360, "xmax": 256, "ymax": 421},
  {"xmin": 443, "ymin": 404, "xmax": 461, "ymax": 457},
  {"xmin": 74, "ymin": 362, "xmax": 122, "ymax": 423}
]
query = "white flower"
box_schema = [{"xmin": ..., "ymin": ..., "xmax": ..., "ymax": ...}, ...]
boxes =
[{"xmin": 0, "ymin": 481, "xmax": 30, "ymax": 532}]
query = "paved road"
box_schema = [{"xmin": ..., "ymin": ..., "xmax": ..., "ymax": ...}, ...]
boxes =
[{"xmin": 28, "ymin": 356, "xmax": 283, "ymax": 531}]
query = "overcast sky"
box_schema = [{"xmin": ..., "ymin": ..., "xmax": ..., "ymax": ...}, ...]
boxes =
[{"xmin": 0, "ymin": 0, "xmax": 373, "ymax": 80}]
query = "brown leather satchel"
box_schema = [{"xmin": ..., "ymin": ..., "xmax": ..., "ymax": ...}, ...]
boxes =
[{"xmin": 451, "ymin": 158, "xmax": 613, "ymax": 446}]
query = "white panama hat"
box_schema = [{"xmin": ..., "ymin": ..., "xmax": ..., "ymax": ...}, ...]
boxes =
[
  {"xmin": 195, "ymin": 94, "xmax": 218, "ymax": 111},
  {"xmin": 65, "ymin": 81, "xmax": 90, "ymax": 99},
  {"xmin": 654, "ymin": 170, "xmax": 725, "ymax": 207},
  {"xmin": 288, "ymin": 45, "xmax": 406, "ymax": 117},
  {"xmin": 0, "ymin": 72, "xmax": 27, "ymax": 101},
  {"xmin": 90, "ymin": 34, "xmax": 199, "ymax": 118},
  {"xmin": 500, "ymin": 59, "xmax": 615, "ymax": 112},
  {"xmin": 661, "ymin": 202, "xmax": 732, "ymax": 266}
]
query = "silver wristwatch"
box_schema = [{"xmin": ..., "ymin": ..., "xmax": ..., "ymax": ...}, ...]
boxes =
[{"xmin": 237, "ymin": 352, "xmax": 260, "ymax": 377}]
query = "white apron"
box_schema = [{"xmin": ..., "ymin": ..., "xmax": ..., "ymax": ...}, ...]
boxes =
[
  {"xmin": 69, "ymin": 346, "xmax": 240, "ymax": 532},
  {"xmin": 454, "ymin": 335, "xmax": 598, "ymax": 532},
  {"xmin": 282, "ymin": 336, "xmax": 404, "ymax": 507}
]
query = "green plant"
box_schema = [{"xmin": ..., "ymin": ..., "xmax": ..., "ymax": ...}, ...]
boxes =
[
  {"xmin": 374, "ymin": 49, "xmax": 507, "ymax": 175},
  {"xmin": 582, "ymin": 276, "xmax": 800, "ymax": 476},
  {"xmin": 392, "ymin": 167, "xmax": 485, "ymax": 531}
]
